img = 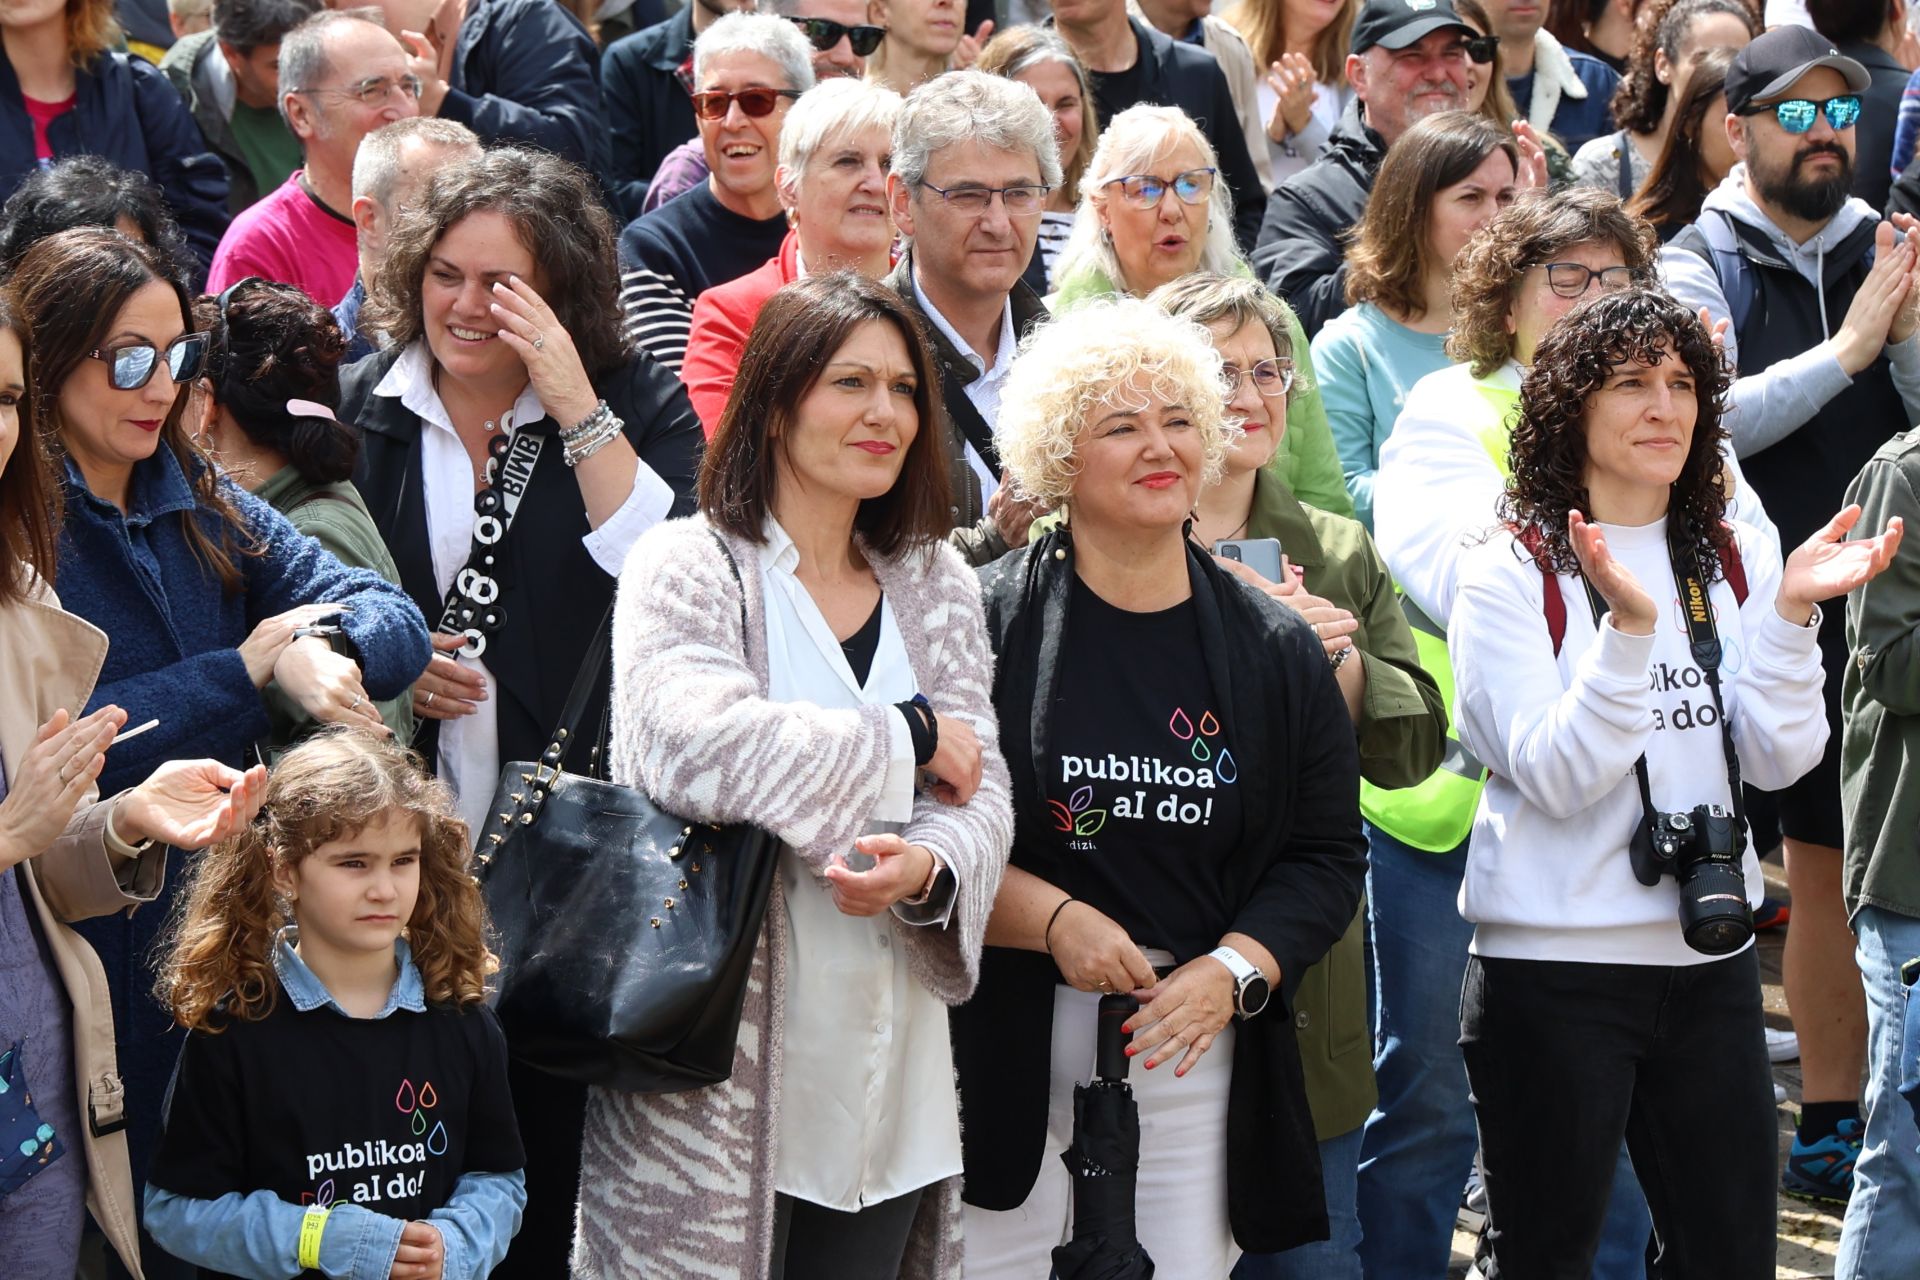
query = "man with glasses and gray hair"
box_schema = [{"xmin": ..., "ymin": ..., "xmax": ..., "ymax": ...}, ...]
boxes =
[
  {"xmin": 206, "ymin": 9, "xmax": 418, "ymax": 304},
  {"xmin": 886, "ymin": 69, "xmax": 1061, "ymax": 566}
]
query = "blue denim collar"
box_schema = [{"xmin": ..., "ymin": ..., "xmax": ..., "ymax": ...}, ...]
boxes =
[{"xmin": 272, "ymin": 926, "xmax": 426, "ymax": 1018}]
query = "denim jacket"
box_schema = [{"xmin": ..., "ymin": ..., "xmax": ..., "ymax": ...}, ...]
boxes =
[{"xmin": 143, "ymin": 932, "xmax": 527, "ymax": 1279}]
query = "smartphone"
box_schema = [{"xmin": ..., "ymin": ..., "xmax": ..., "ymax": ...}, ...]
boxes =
[{"xmin": 1213, "ymin": 537, "xmax": 1284, "ymax": 582}]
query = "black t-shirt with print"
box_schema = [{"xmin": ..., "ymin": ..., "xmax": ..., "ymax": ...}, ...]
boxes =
[
  {"xmin": 1047, "ymin": 576, "xmax": 1245, "ymax": 960},
  {"xmin": 148, "ymin": 985, "xmax": 525, "ymax": 1280}
]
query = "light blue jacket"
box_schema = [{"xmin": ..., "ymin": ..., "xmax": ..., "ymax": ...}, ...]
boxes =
[{"xmin": 144, "ymin": 933, "xmax": 527, "ymax": 1280}]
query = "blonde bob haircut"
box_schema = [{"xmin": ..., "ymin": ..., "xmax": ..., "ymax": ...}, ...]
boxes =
[
  {"xmin": 1054, "ymin": 104, "xmax": 1240, "ymax": 295},
  {"xmin": 776, "ymin": 77, "xmax": 903, "ymax": 208},
  {"xmin": 996, "ymin": 296, "xmax": 1231, "ymax": 508}
]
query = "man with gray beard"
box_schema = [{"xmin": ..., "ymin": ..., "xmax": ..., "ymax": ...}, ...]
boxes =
[
  {"xmin": 1250, "ymin": 0, "xmax": 1475, "ymax": 336},
  {"xmin": 1662, "ymin": 22, "xmax": 1920, "ymax": 1213}
]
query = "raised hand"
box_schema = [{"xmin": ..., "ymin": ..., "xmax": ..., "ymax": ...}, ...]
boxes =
[
  {"xmin": 953, "ymin": 19, "xmax": 995, "ymax": 69},
  {"xmin": 117, "ymin": 760, "xmax": 269, "ymax": 849},
  {"xmin": 1511, "ymin": 120, "xmax": 1550, "ymax": 191},
  {"xmin": 1568, "ymin": 510, "xmax": 1658, "ymax": 635},
  {"xmin": 1833, "ymin": 222, "xmax": 1915, "ymax": 374},
  {"xmin": 0, "ymin": 706, "xmax": 126, "ymax": 871},
  {"xmin": 490, "ymin": 276, "xmax": 599, "ymax": 430},
  {"xmin": 1265, "ymin": 53, "xmax": 1318, "ymax": 142},
  {"xmin": 1778, "ymin": 505, "xmax": 1904, "ymax": 624}
]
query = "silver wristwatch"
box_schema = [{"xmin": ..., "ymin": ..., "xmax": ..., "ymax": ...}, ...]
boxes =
[{"xmin": 1209, "ymin": 945, "xmax": 1272, "ymax": 1021}]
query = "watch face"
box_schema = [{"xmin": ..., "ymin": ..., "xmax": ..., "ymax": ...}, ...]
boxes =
[{"xmin": 1242, "ymin": 975, "xmax": 1272, "ymax": 1018}]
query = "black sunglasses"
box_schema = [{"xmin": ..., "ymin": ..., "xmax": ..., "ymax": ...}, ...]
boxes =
[
  {"xmin": 89, "ymin": 332, "xmax": 211, "ymax": 391},
  {"xmin": 691, "ymin": 86, "xmax": 804, "ymax": 121},
  {"xmin": 788, "ymin": 16, "xmax": 888, "ymax": 56},
  {"xmin": 1464, "ymin": 34, "xmax": 1499, "ymax": 64}
]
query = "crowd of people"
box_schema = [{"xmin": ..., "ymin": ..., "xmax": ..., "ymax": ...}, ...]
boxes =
[{"xmin": 4, "ymin": 0, "xmax": 1920, "ymax": 1276}]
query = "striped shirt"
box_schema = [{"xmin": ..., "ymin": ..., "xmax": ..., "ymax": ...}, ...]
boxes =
[
  {"xmin": 615, "ymin": 181, "xmax": 789, "ymax": 372},
  {"xmin": 1035, "ymin": 210, "xmax": 1075, "ymax": 291}
]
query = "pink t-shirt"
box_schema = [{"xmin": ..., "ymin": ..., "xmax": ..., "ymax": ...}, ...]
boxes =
[{"xmin": 207, "ymin": 170, "xmax": 359, "ymax": 307}]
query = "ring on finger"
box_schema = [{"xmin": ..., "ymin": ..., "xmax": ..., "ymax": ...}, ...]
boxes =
[
  {"xmin": 532, "ymin": 332, "xmax": 545, "ymax": 351},
  {"xmin": 425, "ymin": 691, "xmax": 436, "ymax": 708},
  {"xmin": 349, "ymin": 695, "xmax": 365, "ymax": 712}
]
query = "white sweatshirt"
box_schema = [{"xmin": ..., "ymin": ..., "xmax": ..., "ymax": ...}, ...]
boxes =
[{"xmin": 1448, "ymin": 516, "xmax": 1827, "ymax": 966}]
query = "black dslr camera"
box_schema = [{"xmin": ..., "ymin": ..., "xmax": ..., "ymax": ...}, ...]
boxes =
[{"xmin": 1629, "ymin": 803, "xmax": 1752, "ymax": 956}]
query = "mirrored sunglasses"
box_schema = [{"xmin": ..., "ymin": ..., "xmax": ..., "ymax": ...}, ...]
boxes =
[
  {"xmin": 788, "ymin": 16, "xmax": 887, "ymax": 56},
  {"xmin": 691, "ymin": 87, "xmax": 804, "ymax": 120},
  {"xmin": 89, "ymin": 333, "xmax": 212, "ymax": 391},
  {"xmin": 1761, "ymin": 95, "xmax": 1863, "ymax": 135}
]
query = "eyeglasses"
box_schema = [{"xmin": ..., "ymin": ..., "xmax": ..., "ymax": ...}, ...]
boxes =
[
  {"xmin": 89, "ymin": 333, "xmax": 212, "ymax": 391},
  {"xmin": 1223, "ymin": 356, "xmax": 1294, "ymax": 398},
  {"xmin": 1464, "ymin": 34, "xmax": 1499, "ymax": 64},
  {"xmin": 915, "ymin": 180, "xmax": 1052, "ymax": 217},
  {"xmin": 290, "ymin": 73, "xmax": 423, "ymax": 107},
  {"xmin": 1539, "ymin": 262, "xmax": 1637, "ymax": 299},
  {"xmin": 1104, "ymin": 167, "xmax": 1216, "ymax": 210},
  {"xmin": 788, "ymin": 16, "xmax": 888, "ymax": 56},
  {"xmin": 1748, "ymin": 94, "xmax": 1863, "ymax": 134},
  {"xmin": 691, "ymin": 87, "xmax": 804, "ymax": 121}
]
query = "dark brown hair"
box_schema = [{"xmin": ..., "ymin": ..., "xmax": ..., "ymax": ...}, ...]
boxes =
[
  {"xmin": 12, "ymin": 228, "xmax": 257, "ymax": 591},
  {"xmin": 1346, "ymin": 111, "xmax": 1518, "ymax": 319},
  {"xmin": 198, "ymin": 279, "xmax": 357, "ymax": 485},
  {"xmin": 364, "ymin": 149, "xmax": 632, "ymax": 378},
  {"xmin": 0, "ymin": 289, "xmax": 58, "ymax": 604},
  {"xmin": 700, "ymin": 272, "xmax": 952, "ymax": 557},
  {"xmin": 1610, "ymin": 0, "xmax": 1755, "ymax": 136},
  {"xmin": 1629, "ymin": 45, "xmax": 1738, "ymax": 234},
  {"xmin": 1501, "ymin": 287, "xmax": 1735, "ymax": 576},
  {"xmin": 1447, "ymin": 187, "xmax": 1657, "ymax": 377}
]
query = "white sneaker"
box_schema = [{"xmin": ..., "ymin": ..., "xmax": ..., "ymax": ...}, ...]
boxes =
[
  {"xmin": 1775, "ymin": 1079, "xmax": 1789, "ymax": 1104},
  {"xmin": 1457, "ymin": 1167, "xmax": 1488, "ymax": 1233},
  {"xmin": 1767, "ymin": 1026, "xmax": 1801, "ymax": 1063}
]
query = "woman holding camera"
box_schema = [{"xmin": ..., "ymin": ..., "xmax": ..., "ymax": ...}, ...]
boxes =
[{"xmin": 1448, "ymin": 288, "xmax": 1899, "ymax": 1276}]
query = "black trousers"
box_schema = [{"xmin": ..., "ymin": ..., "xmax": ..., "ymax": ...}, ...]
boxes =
[
  {"xmin": 1461, "ymin": 950, "xmax": 1776, "ymax": 1280},
  {"xmin": 770, "ymin": 1186, "xmax": 926, "ymax": 1280}
]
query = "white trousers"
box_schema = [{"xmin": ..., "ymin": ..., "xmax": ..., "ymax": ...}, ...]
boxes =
[{"xmin": 963, "ymin": 983, "xmax": 1239, "ymax": 1280}]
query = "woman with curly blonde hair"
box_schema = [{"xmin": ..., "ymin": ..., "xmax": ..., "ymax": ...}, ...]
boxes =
[
  {"xmin": 957, "ymin": 296, "xmax": 1368, "ymax": 1280},
  {"xmin": 143, "ymin": 728, "xmax": 527, "ymax": 1279}
]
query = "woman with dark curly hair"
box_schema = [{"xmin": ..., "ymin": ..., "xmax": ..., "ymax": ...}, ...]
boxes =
[
  {"xmin": 339, "ymin": 145, "xmax": 702, "ymax": 1275},
  {"xmin": 1568, "ymin": 0, "xmax": 1753, "ymax": 199},
  {"xmin": 1449, "ymin": 286, "xmax": 1898, "ymax": 1274},
  {"xmin": 194, "ymin": 277, "xmax": 416, "ymax": 750}
]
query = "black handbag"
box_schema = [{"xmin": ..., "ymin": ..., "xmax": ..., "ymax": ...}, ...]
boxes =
[{"xmin": 474, "ymin": 536, "xmax": 779, "ymax": 1093}]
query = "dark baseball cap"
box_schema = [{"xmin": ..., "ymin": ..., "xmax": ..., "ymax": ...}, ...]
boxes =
[
  {"xmin": 1724, "ymin": 26, "xmax": 1870, "ymax": 115},
  {"xmin": 1350, "ymin": 0, "xmax": 1474, "ymax": 55}
]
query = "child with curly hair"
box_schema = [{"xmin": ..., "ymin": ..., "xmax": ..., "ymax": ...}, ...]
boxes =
[{"xmin": 142, "ymin": 728, "xmax": 525, "ymax": 1280}]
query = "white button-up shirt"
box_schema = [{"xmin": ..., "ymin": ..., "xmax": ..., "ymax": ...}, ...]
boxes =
[
  {"xmin": 912, "ymin": 269, "xmax": 1011, "ymax": 502},
  {"xmin": 372, "ymin": 342, "xmax": 676, "ymax": 834},
  {"xmin": 757, "ymin": 517, "xmax": 964, "ymax": 1212}
]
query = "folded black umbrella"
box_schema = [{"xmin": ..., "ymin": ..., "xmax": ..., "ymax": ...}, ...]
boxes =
[{"xmin": 1051, "ymin": 994, "xmax": 1155, "ymax": 1280}]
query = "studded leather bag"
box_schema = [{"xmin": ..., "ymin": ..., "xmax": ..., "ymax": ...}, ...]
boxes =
[{"xmin": 474, "ymin": 534, "xmax": 779, "ymax": 1092}]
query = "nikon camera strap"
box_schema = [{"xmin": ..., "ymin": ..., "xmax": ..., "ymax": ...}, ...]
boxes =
[{"xmin": 1576, "ymin": 522, "xmax": 1746, "ymax": 853}]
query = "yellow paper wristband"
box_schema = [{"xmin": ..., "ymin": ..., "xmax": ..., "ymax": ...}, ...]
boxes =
[{"xmin": 297, "ymin": 1205, "xmax": 331, "ymax": 1270}]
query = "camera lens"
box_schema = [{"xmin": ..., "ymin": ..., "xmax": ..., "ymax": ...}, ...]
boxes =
[{"xmin": 1678, "ymin": 859, "xmax": 1754, "ymax": 956}]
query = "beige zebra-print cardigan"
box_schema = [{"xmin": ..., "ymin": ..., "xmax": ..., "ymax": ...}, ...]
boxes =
[{"xmin": 572, "ymin": 515, "xmax": 1014, "ymax": 1279}]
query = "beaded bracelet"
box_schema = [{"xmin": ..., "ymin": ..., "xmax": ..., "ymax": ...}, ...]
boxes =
[{"xmin": 562, "ymin": 402, "xmax": 625, "ymax": 467}]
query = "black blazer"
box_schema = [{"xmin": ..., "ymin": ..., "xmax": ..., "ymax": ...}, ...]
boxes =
[
  {"xmin": 953, "ymin": 528, "xmax": 1368, "ymax": 1252},
  {"xmin": 341, "ymin": 346, "xmax": 702, "ymax": 771}
]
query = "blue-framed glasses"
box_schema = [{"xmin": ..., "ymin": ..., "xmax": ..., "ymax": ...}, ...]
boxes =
[
  {"xmin": 1758, "ymin": 95, "xmax": 1863, "ymax": 134},
  {"xmin": 1104, "ymin": 167, "xmax": 1216, "ymax": 210}
]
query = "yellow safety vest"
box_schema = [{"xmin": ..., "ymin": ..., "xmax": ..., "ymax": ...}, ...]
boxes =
[{"xmin": 1359, "ymin": 373, "xmax": 1518, "ymax": 852}]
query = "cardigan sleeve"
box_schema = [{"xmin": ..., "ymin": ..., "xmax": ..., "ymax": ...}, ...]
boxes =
[
  {"xmin": 228, "ymin": 483, "xmax": 433, "ymax": 701},
  {"xmin": 1228, "ymin": 614, "xmax": 1368, "ymax": 1006},
  {"xmin": 610, "ymin": 519, "xmax": 901, "ymax": 861},
  {"xmin": 894, "ymin": 544, "xmax": 1015, "ymax": 1006}
]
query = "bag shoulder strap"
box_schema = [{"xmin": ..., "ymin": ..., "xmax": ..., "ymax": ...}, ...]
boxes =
[
  {"xmin": 1520, "ymin": 521, "xmax": 1748, "ymax": 658},
  {"xmin": 1673, "ymin": 211, "xmax": 1755, "ymax": 334}
]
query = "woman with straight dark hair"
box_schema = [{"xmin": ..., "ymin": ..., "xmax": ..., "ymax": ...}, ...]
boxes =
[
  {"xmin": 1570, "ymin": 0, "xmax": 1753, "ymax": 199},
  {"xmin": 341, "ymin": 145, "xmax": 702, "ymax": 1275},
  {"xmin": 1452, "ymin": 287, "xmax": 1894, "ymax": 1273},
  {"xmin": 1626, "ymin": 45, "xmax": 1739, "ymax": 240},
  {"xmin": 0, "ymin": 279, "xmax": 266, "ymax": 1279},
  {"xmin": 15, "ymin": 225, "xmax": 429, "ymax": 1276},
  {"xmin": 576, "ymin": 271, "xmax": 1013, "ymax": 1278},
  {"xmin": 1313, "ymin": 111, "xmax": 1520, "ymax": 528},
  {"xmin": 194, "ymin": 277, "xmax": 416, "ymax": 749},
  {"xmin": 0, "ymin": 155, "xmax": 193, "ymax": 276}
]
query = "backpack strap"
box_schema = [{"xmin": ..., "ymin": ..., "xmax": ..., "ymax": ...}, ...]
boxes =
[
  {"xmin": 1511, "ymin": 523, "xmax": 1568, "ymax": 655},
  {"xmin": 1671, "ymin": 211, "xmax": 1755, "ymax": 335},
  {"xmin": 1721, "ymin": 535, "xmax": 1748, "ymax": 605}
]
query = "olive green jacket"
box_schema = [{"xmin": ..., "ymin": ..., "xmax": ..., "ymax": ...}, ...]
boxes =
[
  {"xmin": 1248, "ymin": 470, "xmax": 1447, "ymax": 1138},
  {"xmin": 1843, "ymin": 431, "xmax": 1920, "ymax": 922},
  {"xmin": 1046, "ymin": 261, "xmax": 1357, "ymax": 521},
  {"xmin": 254, "ymin": 467, "xmax": 418, "ymax": 750}
]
